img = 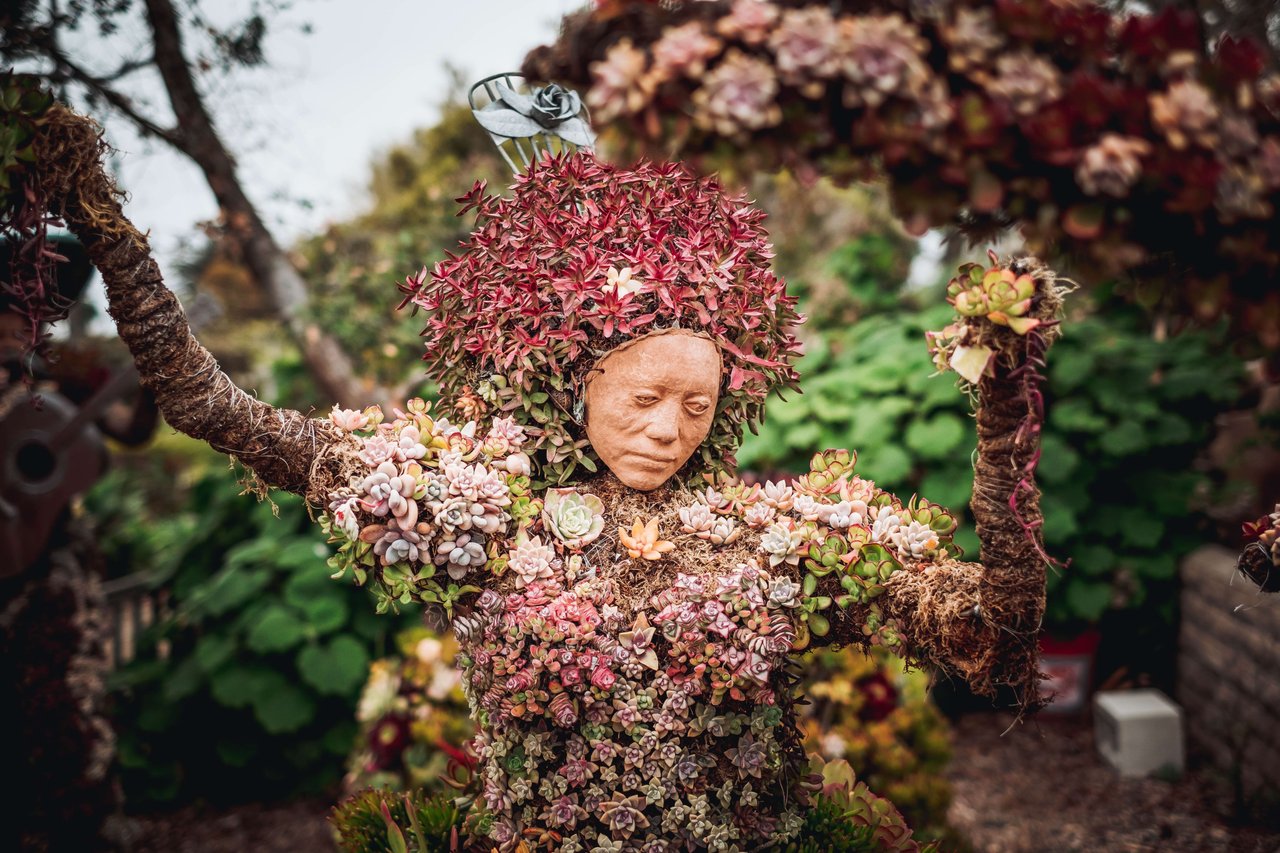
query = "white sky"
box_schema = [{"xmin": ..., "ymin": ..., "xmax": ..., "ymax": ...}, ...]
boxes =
[{"xmin": 57, "ymin": 0, "xmax": 585, "ymax": 310}]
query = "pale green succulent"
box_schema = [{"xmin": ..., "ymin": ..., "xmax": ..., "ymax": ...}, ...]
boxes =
[{"xmin": 543, "ymin": 488, "xmax": 606, "ymax": 549}]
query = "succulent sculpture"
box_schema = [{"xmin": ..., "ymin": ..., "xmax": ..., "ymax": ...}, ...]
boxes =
[
  {"xmin": 12, "ymin": 73, "xmax": 1067, "ymax": 851},
  {"xmin": 310, "ymin": 170, "xmax": 1054, "ymax": 847}
]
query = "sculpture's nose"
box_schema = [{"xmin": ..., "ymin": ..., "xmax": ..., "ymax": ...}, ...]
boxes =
[{"xmin": 642, "ymin": 402, "xmax": 680, "ymax": 444}]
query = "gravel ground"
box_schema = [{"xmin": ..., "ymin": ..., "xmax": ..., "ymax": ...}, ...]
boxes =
[
  {"xmin": 944, "ymin": 712, "xmax": 1280, "ymax": 853},
  {"xmin": 117, "ymin": 712, "xmax": 1279, "ymax": 852}
]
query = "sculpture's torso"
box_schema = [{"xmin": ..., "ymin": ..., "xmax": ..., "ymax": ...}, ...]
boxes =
[
  {"xmin": 455, "ymin": 487, "xmax": 812, "ymax": 853},
  {"xmin": 323, "ymin": 406, "xmax": 948, "ymax": 851}
]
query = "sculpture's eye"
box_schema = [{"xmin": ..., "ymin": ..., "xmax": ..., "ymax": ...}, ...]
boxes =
[
  {"xmin": 684, "ymin": 401, "xmax": 710, "ymax": 417},
  {"xmin": 634, "ymin": 393, "xmax": 659, "ymax": 408}
]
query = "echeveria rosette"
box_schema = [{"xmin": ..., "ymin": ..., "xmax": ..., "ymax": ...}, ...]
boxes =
[
  {"xmin": 543, "ymin": 488, "xmax": 605, "ymax": 550},
  {"xmin": 506, "ymin": 532, "xmax": 560, "ymax": 589},
  {"xmin": 527, "ymin": 2, "xmax": 1280, "ymax": 350},
  {"xmin": 321, "ymin": 399, "xmax": 526, "ymax": 615},
  {"xmin": 399, "ymin": 153, "xmax": 803, "ymax": 487},
  {"xmin": 619, "ymin": 517, "xmax": 676, "ymax": 561},
  {"xmin": 926, "ymin": 251, "xmax": 1066, "ymax": 387}
]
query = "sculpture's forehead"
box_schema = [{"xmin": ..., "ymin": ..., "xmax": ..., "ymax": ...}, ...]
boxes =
[{"xmin": 594, "ymin": 334, "xmax": 721, "ymax": 393}]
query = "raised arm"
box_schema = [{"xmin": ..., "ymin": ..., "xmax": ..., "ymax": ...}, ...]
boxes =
[
  {"xmin": 765, "ymin": 255, "xmax": 1063, "ymax": 711},
  {"xmin": 26, "ymin": 102, "xmax": 357, "ymax": 499},
  {"xmin": 21, "ymin": 100, "xmax": 525, "ymax": 618}
]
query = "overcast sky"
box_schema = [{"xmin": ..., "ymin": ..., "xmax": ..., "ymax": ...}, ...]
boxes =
[{"xmin": 64, "ymin": 0, "xmax": 584, "ymax": 304}]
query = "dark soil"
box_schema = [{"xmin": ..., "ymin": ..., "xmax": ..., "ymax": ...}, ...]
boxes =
[
  {"xmin": 108, "ymin": 798, "xmax": 337, "ymax": 853},
  {"xmin": 114, "ymin": 712, "xmax": 1279, "ymax": 852}
]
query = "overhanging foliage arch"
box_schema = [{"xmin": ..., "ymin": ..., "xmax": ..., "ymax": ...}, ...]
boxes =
[{"xmin": 524, "ymin": 0, "xmax": 1280, "ymax": 347}]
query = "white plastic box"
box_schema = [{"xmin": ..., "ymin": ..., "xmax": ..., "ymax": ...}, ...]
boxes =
[{"xmin": 1093, "ymin": 688, "xmax": 1185, "ymax": 778}]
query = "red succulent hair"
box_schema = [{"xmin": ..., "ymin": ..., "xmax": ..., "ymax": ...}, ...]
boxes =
[{"xmin": 400, "ymin": 151, "xmax": 802, "ymax": 485}]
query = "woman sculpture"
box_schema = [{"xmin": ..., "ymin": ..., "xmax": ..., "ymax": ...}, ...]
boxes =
[
  {"xmin": 23, "ymin": 102, "xmax": 1059, "ymax": 851},
  {"xmin": 321, "ymin": 151, "xmax": 1061, "ymax": 850}
]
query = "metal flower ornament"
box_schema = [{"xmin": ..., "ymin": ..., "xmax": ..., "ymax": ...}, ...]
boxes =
[{"xmin": 470, "ymin": 75, "xmax": 596, "ymax": 173}]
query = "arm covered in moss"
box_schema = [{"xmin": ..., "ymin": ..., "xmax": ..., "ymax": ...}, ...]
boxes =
[
  {"xmin": 22, "ymin": 102, "xmax": 516, "ymax": 618},
  {"xmin": 776, "ymin": 255, "xmax": 1064, "ymax": 708}
]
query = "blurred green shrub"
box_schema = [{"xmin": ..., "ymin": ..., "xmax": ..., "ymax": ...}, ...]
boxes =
[
  {"xmin": 740, "ymin": 239, "xmax": 1247, "ymax": 634},
  {"xmin": 807, "ymin": 231, "xmax": 916, "ymax": 329},
  {"xmin": 797, "ymin": 648, "xmax": 953, "ymax": 842},
  {"xmin": 84, "ymin": 437, "xmax": 415, "ymax": 804}
]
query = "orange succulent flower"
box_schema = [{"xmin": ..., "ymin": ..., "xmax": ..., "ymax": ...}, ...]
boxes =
[{"xmin": 619, "ymin": 518, "xmax": 676, "ymax": 560}]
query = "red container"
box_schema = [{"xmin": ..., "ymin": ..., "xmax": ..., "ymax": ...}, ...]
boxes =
[{"xmin": 1038, "ymin": 629, "xmax": 1101, "ymax": 713}]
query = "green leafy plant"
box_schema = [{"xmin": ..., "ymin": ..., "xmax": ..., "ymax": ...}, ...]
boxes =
[
  {"xmin": 740, "ymin": 248, "xmax": 1247, "ymax": 640},
  {"xmin": 792, "ymin": 231, "xmax": 917, "ymax": 331},
  {"xmin": 331, "ymin": 788, "xmax": 467, "ymax": 853},
  {"xmin": 84, "ymin": 436, "xmax": 415, "ymax": 804}
]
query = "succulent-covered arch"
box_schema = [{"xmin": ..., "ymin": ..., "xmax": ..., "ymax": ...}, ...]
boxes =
[
  {"xmin": 524, "ymin": 0, "xmax": 1280, "ymax": 348},
  {"xmin": 399, "ymin": 153, "xmax": 803, "ymax": 485}
]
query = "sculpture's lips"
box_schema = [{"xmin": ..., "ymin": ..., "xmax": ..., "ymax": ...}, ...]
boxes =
[{"xmin": 628, "ymin": 452, "xmax": 677, "ymax": 465}]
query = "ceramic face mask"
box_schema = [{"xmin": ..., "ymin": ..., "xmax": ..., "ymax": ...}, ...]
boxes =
[{"xmin": 583, "ymin": 331, "xmax": 721, "ymax": 491}]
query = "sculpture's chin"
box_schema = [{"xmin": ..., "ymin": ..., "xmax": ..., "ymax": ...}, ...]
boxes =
[{"xmin": 608, "ymin": 462, "xmax": 677, "ymax": 492}]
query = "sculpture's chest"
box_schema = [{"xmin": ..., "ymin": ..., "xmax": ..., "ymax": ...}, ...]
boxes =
[
  {"xmin": 454, "ymin": 563, "xmax": 800, "ymax": 731},
  {"xmin": 450, "ymin": 513, "xmax": 814, "ymax": 848}
]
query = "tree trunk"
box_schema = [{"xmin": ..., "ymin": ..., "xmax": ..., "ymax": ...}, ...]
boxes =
[{"xmin": 141, "ymin": 0, "xmax": 387, "ymax": 410}]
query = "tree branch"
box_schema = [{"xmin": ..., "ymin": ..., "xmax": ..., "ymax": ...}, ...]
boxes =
[
  {"xmin": 130, "ymin": 0, "xmax": 392, "ymax": 409},
  {"xmin": 100, "ymin": 54, "xmax": 156, "ymax": 84},
  {"xmin": 42, "ymin": 45, "xmax": 183, "ymax": 150}
]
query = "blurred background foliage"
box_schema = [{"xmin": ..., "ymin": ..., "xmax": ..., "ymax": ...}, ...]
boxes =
[
  {"xmin": 85, "ymin": 435, "xmax": 417, "ymax": 805},
  {"xmin": 290, "ymin": 95, "xmax": 507, "ymax": 395}
]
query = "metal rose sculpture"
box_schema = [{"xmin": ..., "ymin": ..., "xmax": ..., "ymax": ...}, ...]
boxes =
[{"xmin": 470, "ymin": 74, "xmax": 595, "ymax": 173}]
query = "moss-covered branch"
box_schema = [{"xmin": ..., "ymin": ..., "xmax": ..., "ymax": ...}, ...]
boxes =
[{"xmin": 31, "ymin": 104, "xmax": 353, "ymax": 497}]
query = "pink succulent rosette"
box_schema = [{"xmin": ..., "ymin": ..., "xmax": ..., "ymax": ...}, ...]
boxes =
[{"xmin": 321, "ymin": 399, "xmax": 534, "ymax": 614}]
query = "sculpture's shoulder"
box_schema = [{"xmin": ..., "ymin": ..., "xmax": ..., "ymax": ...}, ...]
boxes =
[{"xmin": 316, "ymin": 401, "xmax": 538, "ymax": 614}]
